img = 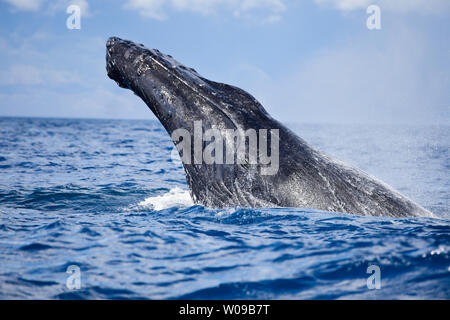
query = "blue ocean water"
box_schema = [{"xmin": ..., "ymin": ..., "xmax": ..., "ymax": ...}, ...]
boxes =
[{"xmin": 0, "ymin": 117, "xmax": 448, "ymax": 299}]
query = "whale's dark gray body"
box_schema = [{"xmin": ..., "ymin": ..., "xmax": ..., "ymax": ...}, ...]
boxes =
[{"xmin": 106, "ymin": 37, "xmax": 433, "ymax": 217}]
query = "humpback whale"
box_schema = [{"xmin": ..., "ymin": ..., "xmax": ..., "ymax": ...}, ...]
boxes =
[{"xmin": 106, "ymin": 36, "xmax": 433, "ymax": 218}]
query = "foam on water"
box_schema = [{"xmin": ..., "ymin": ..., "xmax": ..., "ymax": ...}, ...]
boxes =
[{"xmin": 138, "ymin": 187, "xmax": 194, "ymax": 210}]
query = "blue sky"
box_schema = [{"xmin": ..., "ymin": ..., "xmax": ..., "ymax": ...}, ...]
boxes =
[{"xmin": 0, "ymin": 0, "xmax": 448, "ymax": 124}]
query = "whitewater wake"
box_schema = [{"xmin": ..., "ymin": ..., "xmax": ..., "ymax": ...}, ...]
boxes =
[{"xmin": 138, "ymin": 187, "xmax": 194, "ymax": 210}]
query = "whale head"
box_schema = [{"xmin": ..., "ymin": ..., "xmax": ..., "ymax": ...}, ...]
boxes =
[
  {"xmin": 106, "ymin": 36, "xmax": 282, "ymax": 207},
  {"xmin": 106, "ymin": 36, "xmax": 272, "ymax": 136}
]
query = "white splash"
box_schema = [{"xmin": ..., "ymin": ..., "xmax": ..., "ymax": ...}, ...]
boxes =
[{"xmin": 138, "ymin": 187, "xmax": 194, "ymax": 210}]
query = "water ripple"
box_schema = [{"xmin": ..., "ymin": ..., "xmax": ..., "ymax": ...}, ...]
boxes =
[{"xmin": 0, "ymin": 118, "xmax": 448, "ymax": 299}]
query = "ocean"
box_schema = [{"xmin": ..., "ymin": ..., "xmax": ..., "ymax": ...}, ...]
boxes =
[{"xmin": 0, "ymin": 117, "xmax": 448, "ymax": 299}]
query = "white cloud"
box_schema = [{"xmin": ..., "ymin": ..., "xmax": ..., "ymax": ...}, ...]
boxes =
[
  {"xmin": 314, "ymin": 0, "xmax": 450, "ymax": 14},
  {"xmin": 241, "ymin": 25, "xmax": 449, "ymax": 125},
  {"xmin": 0, "ymin": 31, "xmax": 145, "ymax": 120},
  {"xmin": 1, "ymin": 64, "xmax": 43, "ymax": 85},
  {"xmin": 1, "ymin": 0, "xmax": 90, "ymax": 15},
  {"xmin": 1, "ymin": 0, "xmax": 42, "ymax": 11},
  {"xmin": 47, "ymin": 0, "xmax": 90, "ymax": 16},
  {"xmin": 0, "ymin": 87, "xmax": 151, "ymax": 119},
  {"xmin": 0, "ymin": 64, "xmax": 81, "ymax": 86},
  {"xmin": 125, "ymin": 0, "xmax": 286, "ymax": 22}
]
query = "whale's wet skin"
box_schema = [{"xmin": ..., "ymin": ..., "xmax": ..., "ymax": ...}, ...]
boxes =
[
  {"xmin": 0, "ymin": 118, "xmax": 448, "ymax": 299},
  {"xmin": 106, "ymin": 37, "xmax": 432, "ymax": 217}
]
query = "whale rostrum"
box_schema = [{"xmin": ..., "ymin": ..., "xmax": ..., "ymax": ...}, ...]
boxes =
[{"xmin": 106, "ymin": 36, "xmax": 433, "ymax": 217}]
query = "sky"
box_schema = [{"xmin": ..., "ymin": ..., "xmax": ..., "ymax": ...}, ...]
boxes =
[{"xmin": 0, "ymin": 0, "xmax": 448, "ymax": 124}]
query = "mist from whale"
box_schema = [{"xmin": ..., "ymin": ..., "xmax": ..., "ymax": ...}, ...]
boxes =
[{"xmin": 105, "ymin": 36, "xmax": 433, "ymax": 218}]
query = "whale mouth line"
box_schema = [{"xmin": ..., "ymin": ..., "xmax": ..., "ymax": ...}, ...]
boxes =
[{"xmin": 106, "ymin": 36, "xmax": 240, "ymax": 130}]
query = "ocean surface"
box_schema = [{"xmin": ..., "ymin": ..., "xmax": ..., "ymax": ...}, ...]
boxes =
[{"xmin": 0, "ymin": 117, "xmax": 448, "ymax": 299}]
